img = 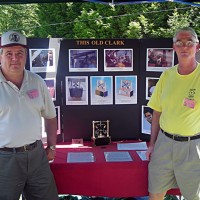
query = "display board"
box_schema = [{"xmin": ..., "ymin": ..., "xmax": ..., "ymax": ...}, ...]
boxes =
[{"xmin": 26, "ymin": 38, "xmax": 178, "ymax": 142}]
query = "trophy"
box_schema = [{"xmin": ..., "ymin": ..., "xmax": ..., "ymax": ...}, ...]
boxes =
[
  {"xmin": 118, "ymin": 80, "xmax": 133, "ymax": 97},
  {"xmin": 69, "ymin": 78, "xmax": 83, "ymax": 98},
  {"xmin": 95, "ymin": 80, "xmax": 108, "ymax": 97},
  {"xmin": 92, "ymin": 120, "xmax": 111, "ymax": 146}
]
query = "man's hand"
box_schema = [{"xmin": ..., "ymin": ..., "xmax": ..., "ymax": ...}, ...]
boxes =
[
  {"xmin": 146, "ymin": 145, "xmax": 154, "ymax": 161},
  {"xmin": 45, "ymin": 147, "xmax": 56, "ymax": 162}
]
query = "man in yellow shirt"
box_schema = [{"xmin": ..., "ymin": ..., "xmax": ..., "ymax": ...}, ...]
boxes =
[{"xmin": 146, "ymin": 27, "xmax": 200, "ymax": 200}]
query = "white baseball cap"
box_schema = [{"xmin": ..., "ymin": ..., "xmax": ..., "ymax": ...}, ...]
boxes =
[{"xmin": 0, "ymin": 30, "xmax": 27, "ymax": 48}]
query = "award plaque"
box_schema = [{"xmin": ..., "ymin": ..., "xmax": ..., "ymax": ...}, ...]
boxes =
[
  {"xmin": 118, "ymin": 80, "xmax": 133, "ymax": 97},
  {"xmin": 92, "ymin": 120, "xmax": 111, "ymax": 146}
]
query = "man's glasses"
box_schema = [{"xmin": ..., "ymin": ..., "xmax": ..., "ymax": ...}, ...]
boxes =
[{"xmin": 174, "ymin": 40, "xmax": 197, "ymax": 47}]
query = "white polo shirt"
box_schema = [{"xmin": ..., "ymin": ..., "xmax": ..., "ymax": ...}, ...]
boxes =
[{"xmin": 0, "ymin": 69, "xmax": 56, "ymax": 147}]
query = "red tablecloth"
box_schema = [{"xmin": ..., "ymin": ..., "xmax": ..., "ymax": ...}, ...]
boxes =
[{"xmin": 50, "ymin": 141, "xmax": 181, "ymax": 197}]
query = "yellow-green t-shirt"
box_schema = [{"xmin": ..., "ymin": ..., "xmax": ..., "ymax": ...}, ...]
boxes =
[{"xmin": 148, "ymin": 64, "xmax": 200, "ymax": 136}]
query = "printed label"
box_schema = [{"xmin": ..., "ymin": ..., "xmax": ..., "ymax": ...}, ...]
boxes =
[
  {"xmin": 27, "ymin": 89, "xmax": 39, "ymax": 99},
  {"xmin": 183, "ymin": 98, "xmax": 196, "ymax": 109}
]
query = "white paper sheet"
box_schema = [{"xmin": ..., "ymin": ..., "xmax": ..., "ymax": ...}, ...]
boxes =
[
  {"xmin": 117, "ymin": 142, "xmax": 147, "ymax": 150},
  {"xmin": 136, "ymin": 151, "xmax": 147, "ymax": 161},
  {"xmin": 104, "ymin": 151, "xmax": 133, "ymax": 162},
  {"xmin": 67, "ymin": 152, "xmax": 95, "ymax": 163}
]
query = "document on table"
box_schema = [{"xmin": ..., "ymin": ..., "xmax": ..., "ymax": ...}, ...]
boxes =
[
  {"xmin": 104, "ymin": 151, "xmax": 133, "ymax": 162},
  {"xmin": 136, "ymin": 151, "xmax": 147, "ymax": 161},
  {"xmin": 117, "ymin": 142, "xmax": 147, "ymax": 150},
  {"xmin": 67, "ymin": 152, "xmax": 95, "ymax": 163}
]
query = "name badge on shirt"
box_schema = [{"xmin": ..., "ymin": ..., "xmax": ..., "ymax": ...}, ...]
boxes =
[
  {"xmin": 183, "ymin": 98, "xmax": 196, "ymax": 109},
  {"xmin": 27, "ymin": 89, "xmax": 39, "ymax": 99}
]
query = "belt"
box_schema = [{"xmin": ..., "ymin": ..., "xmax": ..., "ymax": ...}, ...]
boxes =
[
  {"xmin": 0, "ymin": 141, "xmax": 38, "ymax": 152},
  {"xmin": 161, "ymin": 129, "xmax": 200, "ymax": 142}
]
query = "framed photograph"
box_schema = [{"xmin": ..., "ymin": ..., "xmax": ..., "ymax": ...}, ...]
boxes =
[
  {"xmin": 29, "ymin": 49, "xmax": 56, "ymax": 73},
  {"xmin": 90, "ymin": 76, "xmax": 113, "ymax": 105},
  {"xmin": 141, "ymin": 105, "xmax": 153, "ymax": 135},
  {"xmin": 104, "ymin": 49, "xmax": 133, "ymax": 71},
  {"xmin": 41, "ymin": 106, "xmax": 61, "ymax": 143},
  {"xmin": 115, "ymin": 76, "xmax": 137, "ymax": 104},
  {"xmin": 146, "ymin": 77, "xmax": 159, "ymax": 100},
  {"xmin": 44, "ymin": 78, "xmax": 56, "ymax": 101},
  {"xmin": 146, "ymin": 48, "xmax": 174, "ymax": 72},
  {"xmin": 65, "ymin": 76, "xmax": 88, "ymax": 105},
  {"xmin": 69, "ymin": 49, "xmax": 98, "ymax": 72}
]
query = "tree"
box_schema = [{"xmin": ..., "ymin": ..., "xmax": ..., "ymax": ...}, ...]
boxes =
[
  {"xmin": 35, "ymin": 3, "xmax": 82, "ymax": 38},
  {"xmin": 0, "ymin": 2, "xmax": 199, "ymax": 39},
  {"xmin": 0, "ymin": 4, "xmax": 38, "ymax": 36},
  {"xmin": 73, "ymin": 8, "xmax": 115, "ymax": 38}
]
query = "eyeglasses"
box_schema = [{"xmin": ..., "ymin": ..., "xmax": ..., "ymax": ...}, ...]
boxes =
[{"xmin": 174, "ymin": 40, "xmax": 197, "ymax": 47}]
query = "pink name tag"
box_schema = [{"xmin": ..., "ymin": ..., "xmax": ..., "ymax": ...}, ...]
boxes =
[
  {"xmin": 183, "ymin": 98, "xmax": 196, "ymax": 109},
  {"xmin": 27, "ymin": 89, "xmax": 39, "ymax": 99}
]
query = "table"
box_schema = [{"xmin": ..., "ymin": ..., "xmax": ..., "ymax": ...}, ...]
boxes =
[{"xmin": 50, "ymin": 141, "xmax": 181, "ymax": 198}]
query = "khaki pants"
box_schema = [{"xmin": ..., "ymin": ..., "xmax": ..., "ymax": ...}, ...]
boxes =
[{"xmin": 148, "ymin": 131, "xmax": 200, "ymax": 200}]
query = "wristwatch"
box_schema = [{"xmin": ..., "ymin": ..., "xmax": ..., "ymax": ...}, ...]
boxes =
[{"xmin": 48, "ymin": 145, "xmax": 56, "ymax": 150}]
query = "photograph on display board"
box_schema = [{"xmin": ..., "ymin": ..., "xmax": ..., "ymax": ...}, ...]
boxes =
[
  {"xmin": 104, "ymin": 49, "xmax": 133, "ymax": 71},
  {"xmin": 115, "ymin": 76, "xmax": 137, "ymax": 104},
  {"xmin": 65, "ymin": 76, "xmax": 88, "ymax": 105},
  {"xmin": 146, "ymin": 48, "xmax": 174, "ymax": 71},
  {"xmin": 44, "ymin": 78, "xmax": 56, "ymax": 101},
  {"xmin": 146, "ymin": 77, "xmax": 159, "ymax": 100},
  {"xmin": 42, "ymin": 106, "xmax": 61, "ymax": 143},
  {"xmin": 69, "ymin": 49, "xmax": 98, "ymax": 72},
  {"xmin": 90, "ymin": 76, "xmax": 113, "ymax": 105},
  {"xmin": 141, "ymin": 105, "xmax": 153, "ymax": 135},
  {"xmin": 29, "ymin": 49, "xmax": 56, "ymax": 73}
]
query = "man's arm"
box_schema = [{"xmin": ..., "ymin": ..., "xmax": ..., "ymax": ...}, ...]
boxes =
[
  {"xmin": 146, "ymin": 110, "xmax": 161, "ymax": 161},
  {"xmin": 45, "ymin": 117, "xmax": 57, "ymax": 161}
]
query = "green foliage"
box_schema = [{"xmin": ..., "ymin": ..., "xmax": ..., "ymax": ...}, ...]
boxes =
[
  {"xmin": 164, "ymin": 195, "xmax": 180, "ymax": 200},
  {"xmin": 124, "ymin": 21, "xmax": 142, "ymax": 39},
  {"xmin": 58, "ymin": 195, "xmax": 183, "ymax": 200},
  {"xmin": 34, "ymin": 3, "xmax": 82, "ymax": 38},
  {"xmin": 0, "ymin": 2, "xmax": 199, "ymax": 39},
  {"xmin": 0, "ymin": 4, "xmax": 38, "ymax": 36}
]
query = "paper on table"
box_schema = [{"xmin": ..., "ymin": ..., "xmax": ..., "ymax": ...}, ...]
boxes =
[
  {"xmin": 104, "ymin": 151, "xmax": 133, "ymax": 162},
  {"xmin": 117, "ymin": 142, "xmax": 147, "ymax": 150},
  {"xmin": 67, "ymin": 152, "xmax": 95, "ymax": 163},
  {"xmin": 136, "ymin": 151, "xmax": 147, "ymax": 161}
]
